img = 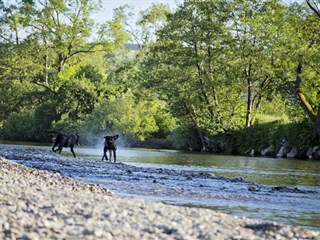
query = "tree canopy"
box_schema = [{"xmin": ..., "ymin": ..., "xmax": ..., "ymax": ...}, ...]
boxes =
[{"xmin": 0, "ymin": 0, "xmax": 319, "ymax": 152}]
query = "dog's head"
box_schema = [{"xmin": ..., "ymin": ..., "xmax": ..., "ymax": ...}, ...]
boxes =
[{"xmin": 104, "ymin": 135, "xmax": 119, "ymax": 146}]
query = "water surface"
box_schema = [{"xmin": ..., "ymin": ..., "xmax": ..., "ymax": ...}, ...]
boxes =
[
  {"xmin": 3, "ymin": 142, "xmax": 320, "ymax": 231},
  {"xmin": 72, "ymin": 145, "xmax": 320, "ymax": 188}
]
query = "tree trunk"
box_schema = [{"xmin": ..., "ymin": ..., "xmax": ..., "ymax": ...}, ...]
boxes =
[
  {"xmin": 316, "ymin": 106, "xmax": 320, "ymax": 137},
  {"xmin": 305, "ymin": 1, "xmax": 320, "ymax": 137},
  {"xmin": 183, "ymin": 102, "xmax": 207, "ymax": 151},
  {"xmin": 246, "ymin": 82, "xmax": 252, "ymax": 127},
  {"xmin": 193, "ymin": 42, "xmax": 215, "ymax": 119},
  {"xmin": 58, "ymin": 53, "xmax": 65, "ymax": 73},
  {"xmin": 197, "ymin": 128, "xmax": 207, "ymax": 152},
  {"xmin": 45, "ymin": 50, "xmax": 48, "ymax": 84},
  {"xmin": 285, "ymin": 65, "xmax": 320, "ymax": 138},
  {"xmin": 14, "ymin": 27, "xmax": 19, "ymax": 45},
  {"xmin": 245, "ymin": 64, "xmax": 253, "ymax": 127}
]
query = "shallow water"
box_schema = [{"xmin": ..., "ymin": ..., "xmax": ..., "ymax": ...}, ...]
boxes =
[
  {"xmin": 3, "ymin": 142, "xmax": 320, "ymax": 231},
  {"xmin": 72, "ymin": 145, "xmax": 320, "ymax": 188}
]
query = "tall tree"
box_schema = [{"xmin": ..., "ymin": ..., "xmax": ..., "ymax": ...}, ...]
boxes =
[
  {"xmin": 0, "ymin": 0, "xmax": 121, "ymax": 131},
  {"xmin": 0, "ymin": 0, "xmax": 112, "ymax": 92},
  {"xmin": 142, "ymin": 0, "xmax": 244, "ymax": 150},
  {"xmin": 280, "ymin": 1, "xmax": 320, "ymax": 137},
  {"xmin": 229, "ymin": 0, "xmax": 286, "ymax": 127}
]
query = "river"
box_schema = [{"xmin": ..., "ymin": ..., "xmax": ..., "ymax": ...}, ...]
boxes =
[{"xmin": 2, "ymin": 142, "xmax": 320, "ymax": 231}]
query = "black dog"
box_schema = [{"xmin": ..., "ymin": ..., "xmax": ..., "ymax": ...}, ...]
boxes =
[
  {"xmin": 101, "ymin": 134, "xmax": 119, "ymax": 162},
  {"xmin": 52, "ymin": 133, "xmax": 80, "ymax": 157}
]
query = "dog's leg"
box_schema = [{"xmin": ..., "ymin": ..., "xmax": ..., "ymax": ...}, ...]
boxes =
[
  {"xmin": 105, "ymin": 147, "xmax": 109, "ymax": 161},
  {"xmin": 113, "ymin": 149, "xmax": 116, "ymax": 162},
  {"xmin": 70, "ymin": 146, "xmax": 76, "ymax": 158},
  {"xmin": 52, "ymin": 143, "xmax": 58, "ymax": 153},
  {"xmin": 57, "ymin": 142, "xmax": 64, "ymax": 154},
  {"xmin": 101, "ymin": 148, "xmax": 104, "ymax": 161},
  {"xmin": 102, "ymin": 147, "xmax": 108, "ymax": 161},
  {"xmin": 109, "ymin": 150, "xmax": 112, "ymax": 162}
]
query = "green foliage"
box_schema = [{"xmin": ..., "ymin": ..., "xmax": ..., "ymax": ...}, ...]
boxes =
[
  {"xmin": 52, "ymin": 117, "xmax": 84, "ymax": 135},
  {"xmin": 232, "ymin": 120, "xmax": 318, "ymax": 154},
  {"xmin": 82, "ymin": 91, "xmax": 175, "ymax": 141},
  {"xmin": 33, "ymin": 102, "xmax": 59, "ymax": 141},
  {"xmin": 255, "ymin": 94, "xmax": 290, "ymax": 124},
  {"xmin": 170, "ymin": 117, "xmax": 316, "ymax": 153},
  {"xmin": 57, "ymin": 76, "xmax": 98, "ymax": 120},
  {"xmin": 142, "ymin": 0, "xmax": 240, "ymax": 136},
  {"xmin": 98, "ymin": 5, "xmax": 131, "ymax": 49},
  {"xmin": 169, "ymin": 124, "xmax": 202, "ymax": 151},
  {"xmin": 1, "ymin": 0, "xmax": 320, "ymax": 151},
  {"xmin": 2, "ymin": 110, "xmax": 36, "ymax": 141}
]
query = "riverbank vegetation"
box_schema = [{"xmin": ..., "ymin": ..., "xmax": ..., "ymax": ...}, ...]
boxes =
[{"xmin": 0, "ymin": 0, "xmax": 320, "ymax": 158}]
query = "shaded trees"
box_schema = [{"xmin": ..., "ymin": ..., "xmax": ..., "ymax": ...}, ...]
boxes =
[
  {"xmin": 1, "ymin": 0, "xmax": 320, "ymax": 148},
  {"xmin": 0, "ymin": 1, "xmax": 176, "ymax": 142},
  {"xmin": 141, "ymin": 0, "xmax": 239, "ymax": 150},
  {"xmin": 279, "ymin": 1, "xmax": 320, "ymax": 137},
  {"xmin": 229, "ymin": 0, "xmax": 286, "ymax": 127},
  {"xmin": 139, "ymin": 0, "xmax": 320, "ymax": 149},
  {"xmin": 140, "ymin": 0, "xmax": 290, "ymax": 149}
]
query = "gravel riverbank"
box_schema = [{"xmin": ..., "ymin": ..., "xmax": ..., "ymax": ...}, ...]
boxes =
[{"xmin": 0, "ymin": 145, "xmax": 320, "ymax": 239}]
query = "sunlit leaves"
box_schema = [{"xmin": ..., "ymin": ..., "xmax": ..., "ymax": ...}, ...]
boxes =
[
  {"xmin": 142, "ymin": 0, "xmax": 244, "ymax": 135},
  {"xmin": 82, "ymin": 90, "xmax": 174, "ymax": 140}
]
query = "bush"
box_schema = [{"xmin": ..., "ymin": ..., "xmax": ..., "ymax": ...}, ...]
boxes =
[
  {"xmin": 217, "ymin": 119, "xmax": 319, "ymax": 154},
  {"xmin": 169, "ymin": 124, "xmax": 202, "ymax": 151},
  {"xmin": 2, "ymin": 110, "xmax": 36, "ymax": 141},
  {"xmin": 82, "ymin": 91, "xmax": 175, "ymax": 143},
  {"xmin": 34, "ymin": 102, "xmax": 59, "ymax": 142}
]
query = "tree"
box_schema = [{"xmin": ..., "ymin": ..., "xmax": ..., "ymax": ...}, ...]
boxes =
[
  {"xmin": 229, "ymin": 0, "xmax": 286, "ymax": 127},
  {"xmin": 82, "ymin": 90, "xmax": 175, "ymax": 141},
  {"xmin": 141, "ymin": 0, "xmax": 246, "ymax": 150},
  {"xmin": 280, "ymin": 1, "xmax": 320, "ymax": 137},
  {"xmin": 0, "ymin": 0, "xmax": 125, "ymax": 130},
  {"xmin": 0, "ymin": 0, "xmax": 114, "ymax": 91},
  {"xmin": 134, "ymin": 3, "xmax": 170, "ymax": 49}
]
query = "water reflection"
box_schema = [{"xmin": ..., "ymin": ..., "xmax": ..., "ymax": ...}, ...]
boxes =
[
  {"xmin": 12, "ymin": 142, "xmax": 320, "ymax": 188},
  {"xmin": 115, "ymin": 149, "xmax": 320, "ymax": 188}
]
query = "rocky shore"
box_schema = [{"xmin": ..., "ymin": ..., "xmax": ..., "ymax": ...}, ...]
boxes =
[{"xmin": 1, "ymin": 145, "xmax": 320, "ymax": 239}]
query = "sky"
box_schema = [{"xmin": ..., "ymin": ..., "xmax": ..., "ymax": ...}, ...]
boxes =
[
  {"xmin": 92, "ymin": 0, "xmax": 305, "ymax": 23},
  {"xmin": 92, "ymin": 0, "xmax": 182, "ymax": 23}
]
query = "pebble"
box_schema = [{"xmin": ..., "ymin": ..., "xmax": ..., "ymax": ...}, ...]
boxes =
[{"xmin": 0, "ymin": 146, "xmax": 320, "ymax": 239}]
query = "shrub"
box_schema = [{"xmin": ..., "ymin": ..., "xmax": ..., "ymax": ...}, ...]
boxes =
[
  {"xmin": 220, "ymin": 120, "xmax": 319, "ymax": 154},
  {"xmin": 33, "ymin": 102, "xmax": 59, "ymax": 142},
  {"xmin": 2, "ymin": 110, "xmax": 36, "ymax": 141},
  {"xmin": 82, "ymin": 91, "xmax": 175, "ymax": 143},
  {"xmin": 169, "ymin": 124, "xmax": 202, "ymax": 151}
]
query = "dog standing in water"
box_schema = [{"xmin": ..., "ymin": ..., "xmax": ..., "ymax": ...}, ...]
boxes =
[
  {"xmin": 101, "ymin": 134, "xmax": 119, "ymax": 162},
  {"xmin": 52, "ymin": 133, "xmax": 80, "ymax": 158}
]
